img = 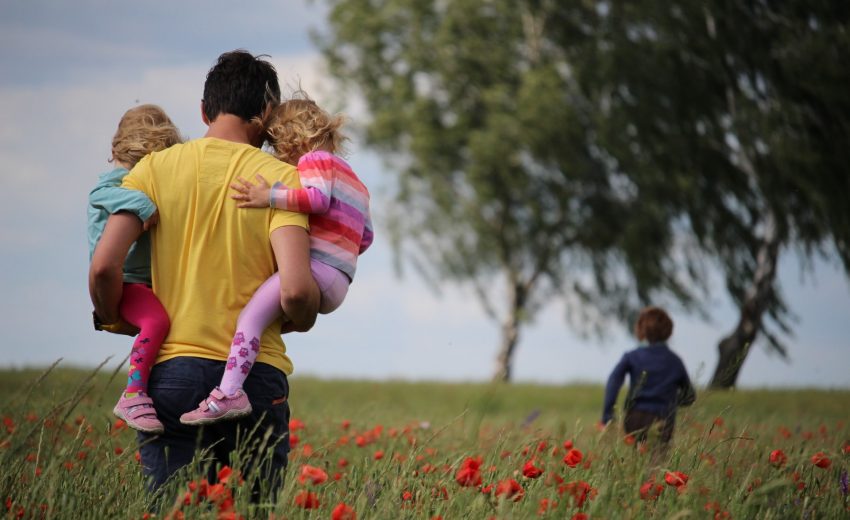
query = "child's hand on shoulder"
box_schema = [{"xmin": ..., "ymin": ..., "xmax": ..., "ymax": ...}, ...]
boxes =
[{"xmin": 231, "ymin": 174, "xmax": 271, "ymax": 208}]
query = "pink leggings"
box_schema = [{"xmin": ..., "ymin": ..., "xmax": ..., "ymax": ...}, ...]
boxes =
[
  {"xmin": 218, "ymin": 260, "xmax": 348, "ymax": 395},
  {"xmin": 119, "ymin": 283, "xmax": 169, "ymax": 395}
]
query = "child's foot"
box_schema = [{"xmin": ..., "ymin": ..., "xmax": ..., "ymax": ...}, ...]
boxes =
[
  {"xmin": 113, "ymin": 394, "xmax": 164, "ymax": 434},
  {"xmin": 179, "ymin": 387, "xmax": 252, "ymax": 425}
]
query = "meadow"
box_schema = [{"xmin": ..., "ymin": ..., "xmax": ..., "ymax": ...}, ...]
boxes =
[{"xmin": 1, "ymin": 364, "xmax": 847, "ymax": 519}]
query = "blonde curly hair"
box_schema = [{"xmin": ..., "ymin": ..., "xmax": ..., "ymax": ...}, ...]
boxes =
[
  {"xmin": 111, "ymin": 104, "xmax": 182, "ymax": 168},
  {"xmin": 265, "ymin": 94, "xmax": 347, "ymax": 164}
]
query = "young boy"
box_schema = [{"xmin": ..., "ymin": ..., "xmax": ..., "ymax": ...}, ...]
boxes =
[{"xmin": 601, "ymin": 306, "xmax": 696, "ymax": 445}]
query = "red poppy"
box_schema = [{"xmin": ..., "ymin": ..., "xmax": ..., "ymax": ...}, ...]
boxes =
[
  {"xmin": 341, "ymin": 420, "xmax": 351, "ymax": 430},
  {"xmin": 563, "ymin": 440, "xmax": 574, "ymax": 450},
  {"xmin": 298, "ymin": 465, "xmax": 328, "ymax": 485},
  {"xmin": 843, "ymin": 444, "xmax": 850, "ymax": 455},
  {"xmin": 289, "ymin": 418, "xmax": 306, "ymax": 431},
  {"xmin": 563, "ymin": 449, "xmax": 583, "ymax": 468},
  {"xmin": 537, "ymin": 498, "xmax": 554, "ymax": 514},
  {"xmin": 811, "ymin": 452, "xmax": 831, "ymax": 469},
  {"xmin": 571, "ymin": 514, "xmax": 588, "ymax": 520},
  {"xmin": 494, "ymin": 478, "xmax": 525, "ymax": 502},
  {"xmin": 559, "ymin": 480, "xmax": 596, "ymax": 508},
  {"xmin": 639, "ymin": 479, "xmax": 664, "ymax": 500},
  {"xmin": 373, "ymin": 450, "xmax": 384, "ymax": 460},
  {"xmin": 293, "ymin": 490, "xmax": 320, "ymax": 509},
  {"xmin": 769, "ymin": 449, "xmax": 787, "ymax": 467},
  {"xmin": 522, "ymin": 459, "xmax": 544, "ymax": 479},
  {"xmin": 289, "ymin": 433, "xmax": 300, "ymax": 449},
  {"xmin": 664, "ymin": 471, "xmax": 689, "ymax": 488},
  {"xmin": 331, "ymin": 502, "xmax": 356, "ymax": 520},
  {"xmin": 623, "ymin": 434, "xmax": 636, "ymax": 446},
  {"xmin": 455, "ymin": 456, "xmax": 483, "ymax": 487}
]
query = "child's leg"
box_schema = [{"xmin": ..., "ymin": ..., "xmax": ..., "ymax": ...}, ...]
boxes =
[
  {"xmin": 119, "ymin": 283, "xmax": 170, "ymax": 397},
  {"xmin": 219, "ymin": 274, "xmax": 283, "ymax": 396},
  {"xmin": 311, "ymin": 260, "xmax": 350, "ymax": 314}
]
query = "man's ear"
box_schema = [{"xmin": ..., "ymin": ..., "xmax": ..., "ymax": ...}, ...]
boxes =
[{"xmin": 200, "ymin": 101, "xmax": 210, "ymax": 125}]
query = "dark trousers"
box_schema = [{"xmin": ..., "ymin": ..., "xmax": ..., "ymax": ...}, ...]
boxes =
[
  {"xmin": 137, "ymin": 357, "xmax": 290, "ymax": 499},
  {"xmin": 624, "ymin": 409, "xmax": 675, "ymax": 444}
]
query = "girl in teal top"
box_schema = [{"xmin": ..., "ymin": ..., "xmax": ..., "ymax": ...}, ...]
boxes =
[{"xmin": 87, "ymin": 104, "xmax": 182, "ymax": 434}]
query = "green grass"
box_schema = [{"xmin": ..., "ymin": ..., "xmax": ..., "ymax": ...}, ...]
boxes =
[{"xmin": 1, "ymin": 366, "xmax": 848, "ymax": 519}]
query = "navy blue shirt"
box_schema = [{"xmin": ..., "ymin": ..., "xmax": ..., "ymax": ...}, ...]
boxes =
[{"xmin": 601, "ymin": 342, "xmax": 695, "ymax": 424}]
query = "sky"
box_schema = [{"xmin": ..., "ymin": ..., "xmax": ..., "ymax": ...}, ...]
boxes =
[{"xmin": 1, "ymin": 0, "xmax": 848, "ymax": 389}]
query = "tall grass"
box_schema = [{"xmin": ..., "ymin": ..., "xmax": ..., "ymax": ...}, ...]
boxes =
[{"xmin": 1, "ymin": 366, "xmax": 847, "ymax": 518}]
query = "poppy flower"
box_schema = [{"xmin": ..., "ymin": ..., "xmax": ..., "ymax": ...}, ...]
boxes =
[
  {"xmin": 563, "ymin": 440, "xmax": 574, "ymax": 450},
  {"xmin": 811, "ymin": 452, "xmax": 831, "ymax": 469},
  {"xmin": 455, "ymin": 456, "xmax": 483, "ymax": 487},
  {"xmin": 571, "ymin": 514, "xmax": 588, "ymax": 520},
  {"xmin": 331, "ymin": 502, "xmax": 356, "ymax": 520},
  {"xmin": 665, "ymin": 471, "xmax": 689, "ymax": 488},
  {"xmin": 563, "ymin": 449, "xmax": 583, "ymax": 468},
  {"xmin": 289, "ymin": 418, "xmax": 306, "ymax": 431},
  {"xmin": 494, "ymin": 478, "xmax": 525, "ymax": 502},
  {"xmin": 769, "ymin": 449, "xmax": 787, "ymax": 467},
  {"xmin": 522, "ymin": 459, "xmax": 544, "ymax": 479},
  {"xmin": 639, "ymin": 479, "xmax": 664, "ymax": 500},
  {"xmin": 298, "ymin": 465, "xmax": 329, "ymax": 485},
  {"xmin": 373, "ymin": 450, "xmax": 384, "ymax": 460},
  {"xmin": 294, "ymin": 490, "xmax": 320, "ymax": 509}
]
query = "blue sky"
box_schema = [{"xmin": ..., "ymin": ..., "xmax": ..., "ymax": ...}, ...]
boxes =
[{"xmin": 1, "ymin": 1, "xmax": 848, "ymax": 389}]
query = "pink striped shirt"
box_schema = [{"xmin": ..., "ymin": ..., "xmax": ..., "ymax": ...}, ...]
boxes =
[{"xmin": 270, "ymin": 150, "xmax": 373, "ymax": 280}]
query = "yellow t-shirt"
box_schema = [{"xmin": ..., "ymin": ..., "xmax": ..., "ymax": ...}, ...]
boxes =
[{"xmin": 122, "ymin": 137, "xmax": 308, "ymax": 374}]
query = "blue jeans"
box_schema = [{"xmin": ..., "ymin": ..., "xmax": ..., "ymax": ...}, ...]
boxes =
[{"xmin": 137, "ymin": 357, "xmax": 290, "ymax": 498}]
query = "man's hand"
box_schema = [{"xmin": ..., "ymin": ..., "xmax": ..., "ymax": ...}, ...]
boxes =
[
  {"xmin": 142, "ymin": 210, "xmax": 159, "ymax": 231},
  {"xmin": 93, "ymin": 312, "xmax": 140, "ymax": 336},
  {"xmin": 231, "ymin": 174, "xmax": 272, "ymax": 208}
]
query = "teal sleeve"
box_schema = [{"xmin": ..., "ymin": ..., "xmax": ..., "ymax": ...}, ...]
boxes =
[{"xmin": 88, "ymin": 183, "xmax": 157, "ymax": 222}]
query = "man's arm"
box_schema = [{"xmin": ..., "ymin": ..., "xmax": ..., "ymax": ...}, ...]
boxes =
[
  {"xmin": 270, "ymin": 225, "xmax": 319, "ymax": 332},
  {"xmin": 89, "ymin": 212, "xmax": 142, "ymax": 324}
]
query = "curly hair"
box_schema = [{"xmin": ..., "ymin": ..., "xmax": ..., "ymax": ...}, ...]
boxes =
[
  {"xmin": 111, "ymin": 104, "xmax": 182, "ymax": 168},
  {"xmin": 634, "ymin": 306, "xmax": 674, "ymax": 343},
  {"xmin": 265, "ymin": 93, "xmax": 347, "ymax": 164}
]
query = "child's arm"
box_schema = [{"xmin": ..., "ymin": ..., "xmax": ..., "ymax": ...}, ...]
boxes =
[
  {"xmin": 232, "ymin": 155, "xmax": 335, "ymax": 214},
  {"xmin": 677, "ymin": 370, "xmax": 697, "ymax": 407},
  {"xmin": 601, "ymin": 354, "xmax": 630, "ymax": 424},
  {"xmin": 89, "ymin": 179, "xmax": 158, "ymax": 226}
]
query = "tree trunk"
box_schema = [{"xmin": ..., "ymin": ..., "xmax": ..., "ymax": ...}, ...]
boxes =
[
  {"xmin": 709, "ymin": 212, "xmax": 780, "ymax": 389},
  {"xmin": 492, "ymin": 281, "xmax": 526, "ymax": 382}
]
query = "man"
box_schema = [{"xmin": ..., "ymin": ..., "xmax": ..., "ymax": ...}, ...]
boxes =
[{"xmin": 89, "ymin": 50, "xmax": 319, "ymax": 496}]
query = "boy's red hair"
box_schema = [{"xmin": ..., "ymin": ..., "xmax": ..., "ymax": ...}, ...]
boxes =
[{"xmin": 634, "ymin": 306, "xmax": 674, "ymax": 343}]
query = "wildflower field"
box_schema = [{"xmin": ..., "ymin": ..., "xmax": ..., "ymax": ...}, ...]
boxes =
[{"xmin": 1, "ymin": 364, "xmax": 848, "ymax": 519}]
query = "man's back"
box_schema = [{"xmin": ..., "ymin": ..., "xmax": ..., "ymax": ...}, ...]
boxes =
[{"xmin": 123, "ymin": 137, "xmax": 307, "ymax": 373}]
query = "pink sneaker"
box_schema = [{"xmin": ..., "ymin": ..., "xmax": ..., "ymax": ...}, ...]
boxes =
[
  {"xmin": 113, "ymin": 394, "xmax": 164, "ymax": 434},
  {"xmin": 179, "ymin": 387, "xmax": 252, "ymax": 425}
]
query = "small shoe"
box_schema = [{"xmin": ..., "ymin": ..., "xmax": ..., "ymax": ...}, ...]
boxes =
[
  {"xmin": 179, "ymin": 387, "xmax": 252, "ymax": 426},
  {"xmin": 113, "ymin": 394, "xmax": 164, "ymax": 434}
]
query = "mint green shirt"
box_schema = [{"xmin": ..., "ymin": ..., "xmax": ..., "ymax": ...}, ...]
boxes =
[{"xmin": 87, "ymin": 167, "xmax": 157, "ymax": 285}]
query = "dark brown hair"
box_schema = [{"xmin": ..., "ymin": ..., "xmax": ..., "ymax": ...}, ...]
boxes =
[{"xmin": 634, "ymin": 306, "xmax": 674, "ymax": 343}]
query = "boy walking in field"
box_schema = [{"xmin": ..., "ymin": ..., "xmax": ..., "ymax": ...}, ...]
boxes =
[{"xmin": 601, "ymin": 306, "xmax": 696, "ymax": 446}]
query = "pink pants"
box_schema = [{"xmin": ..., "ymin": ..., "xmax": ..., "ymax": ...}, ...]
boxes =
[
  {"xmin": 218, "ymin": 260, "xmax": 348, "ymax": 396},
  {"xmin": 119, "ymin": 283, "xmax": 169, "ymax": 394}
]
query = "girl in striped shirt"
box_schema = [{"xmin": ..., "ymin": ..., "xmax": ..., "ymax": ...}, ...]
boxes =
[{"xmin": 180, "ymin": 96, "xmax": 373, "ymax": 425}]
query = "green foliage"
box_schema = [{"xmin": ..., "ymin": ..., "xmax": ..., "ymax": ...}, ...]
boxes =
[
  {"xmin": 1, "ymin": 367, "xmax": 849, "ymax": 518},
  {"xmin": 317, "ymin": 0, "xmax": 693, "ymax": 342},
  {"xmin": 316, "ymin": 0, "xmax": 850, "ymax": 370}
]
